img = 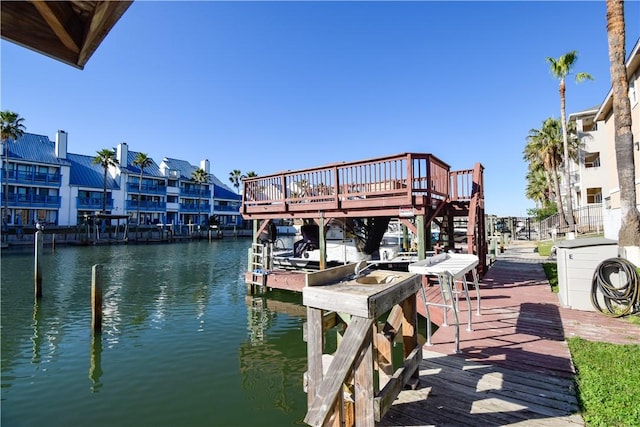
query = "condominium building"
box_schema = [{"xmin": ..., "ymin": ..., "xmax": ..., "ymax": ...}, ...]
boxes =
[
  {"xmin": 568, "ymin": 38, "xmax": 640, "ymax": 239},
  {"xmin": 1, "ymin": 130, "xmax": 242, "ymax": 229}
]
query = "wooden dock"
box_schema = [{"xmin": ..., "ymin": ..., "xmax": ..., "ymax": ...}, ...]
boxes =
[
  {"xmin": 379, "ymin": 349, "xmax": 584, "ymax": 426},
  {"xmin": 378, "ymin": 243, "xmax": 638, "ymax": 426},
  {"xmin": 254, "ymin": 242, "xmax": 640, "ymax": 426}
]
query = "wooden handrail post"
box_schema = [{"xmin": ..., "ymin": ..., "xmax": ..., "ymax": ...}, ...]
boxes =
[{"xmin": 318, "ymin": 214, "xmax": 326, "ymax": 270}]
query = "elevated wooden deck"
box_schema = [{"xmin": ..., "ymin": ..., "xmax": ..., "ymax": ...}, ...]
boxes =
[
  {"xmin": 242, "ymin": 153, "xmax": 475, "ymax": 218},
  {"xmin": 241, "ymin": 152, "xmax": 487, "ymax": 272}
]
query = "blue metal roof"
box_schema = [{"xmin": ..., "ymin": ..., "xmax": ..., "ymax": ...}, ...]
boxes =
[
  {"xmin": 211, "ymin": 174, "xmax": 238, "ymax": 196},
  {"xmin": 6, "ymin": 133, "xmax": 236, "ymax": 200},
  {"xmin": 6, "ymin": 133, "xmax": 70, "ymax": 166},
  {"xmin": 161, "ymin": 157, "xmax": 238, "ymax": 198},
  {"xmin": 122, "ymin": 150, "xmax": 163, "ymax": 178},
  {"xmin": 67, "ymin": 153, "xmax": 119, "ymax": 189},
  {"xmin": 213, "ymin": 184, "xmax": 240, "ymax": 201},
  {"xmin": 161, "ymin": 157, "xmax": 197, "ymax": 180}
]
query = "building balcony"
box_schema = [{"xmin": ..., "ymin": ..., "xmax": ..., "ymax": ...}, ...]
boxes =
[
  {"xmin": 76, "ymin": 197, "xmax": 114, "ymax": 210},
  {"xmin": 125, "ymin": 200, "xmax": 167, "ymax": 212},
  {"xmin": 180, "ymin": 202, "xmax": 211, "ymax": 213},
  {"xmin": 2, "ymin": 169, "xmax": 62, "ymax": 187},
  {"xmin": 180, "ymin": 188, "xmax": 211, "ymax": 198},
  {"xmin": 2, "ymin": 193, "xmax": 61, "ymax": 208},
  {"xmin": 213, "ymin": 204, "xmax": 240, "ymax": 212},
  {"xmin": 126, "ymin": 182, "xmax": 167, "ymax": 195}
]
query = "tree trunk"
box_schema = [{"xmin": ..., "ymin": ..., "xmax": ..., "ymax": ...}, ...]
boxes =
[
  {"xmin": 559, "ymin": 80, "xmax": 575, "ymax": 230},
  {"xmin": 102, "ymin": 169, "xmax": 108, "ymax": 214},
  {"xmin": 607, "ymin": 0, "xmax": 640, "ymax": 246},
  {"xmin": 548, "ymin": 157, "xmax": 567, "ymax": 227},
  {"xmin": 138, "ymin": 171, "xmax": 143, "ymax": 225}
]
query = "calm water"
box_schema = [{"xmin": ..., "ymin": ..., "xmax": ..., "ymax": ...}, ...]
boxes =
[{"xmin": 1, "ymin": 239, "xmax": 309, "ymax": 426}]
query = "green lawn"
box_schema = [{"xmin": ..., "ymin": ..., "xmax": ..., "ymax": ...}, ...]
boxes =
[
  {"xmin": 539, "ymin": 255, "xmax": 640, "ymax": 426},
  {"xmin": 568, "ymin": 338, "xmax": 640, "ymax": 427}
]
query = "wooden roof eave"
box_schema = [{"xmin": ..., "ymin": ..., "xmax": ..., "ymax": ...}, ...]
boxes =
[{"xmin": 1, "ymin": 1, "xmax": 133, "ymax": 70}]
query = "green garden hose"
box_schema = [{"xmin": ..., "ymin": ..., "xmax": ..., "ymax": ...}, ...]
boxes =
[{"xmin": 591, "ymin": 257, "xmax": 640, "ymax": 317}]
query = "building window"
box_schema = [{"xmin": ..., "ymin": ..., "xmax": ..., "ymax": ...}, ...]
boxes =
[
  {"xmin": 586, "ymin": 187, "xmax": 602, "ymax": 204},
  {"xmin": 584, "ymin": 152, "xmax": 600, "ymax": 168}
]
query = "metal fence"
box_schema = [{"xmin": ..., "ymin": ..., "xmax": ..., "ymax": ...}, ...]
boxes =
[{"xmin": 537, "ymin": 203, "xmax": 603, "ymax": 239}]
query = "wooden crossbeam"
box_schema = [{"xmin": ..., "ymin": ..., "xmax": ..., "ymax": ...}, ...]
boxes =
[{"xmin": 304, "ymin": 316, "xmax": 374, "ymax": 427}]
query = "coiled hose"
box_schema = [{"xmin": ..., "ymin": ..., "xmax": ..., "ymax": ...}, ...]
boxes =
[{"xmin": 591, "ymin": 257, "xmax": 640, "ymax": 317}]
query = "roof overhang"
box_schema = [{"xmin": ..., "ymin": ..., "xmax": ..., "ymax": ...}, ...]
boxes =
[{"xmin": 1, "ymin": 1, "xmax": 133, "ymax": 70}]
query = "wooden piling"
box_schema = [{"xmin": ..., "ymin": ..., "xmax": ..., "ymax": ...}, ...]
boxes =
[
  {"xmin": 91, "ymin": 264, "xmax": 103, "ymax": 332},
  {"xmin": 34, "ymin": 231, "xmax": 43, "ymax": 299}
]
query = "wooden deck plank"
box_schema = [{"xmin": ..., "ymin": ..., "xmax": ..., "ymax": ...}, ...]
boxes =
[{"xmin": 380, "ymin": 350, "xmax": 584, "ymax": 426}]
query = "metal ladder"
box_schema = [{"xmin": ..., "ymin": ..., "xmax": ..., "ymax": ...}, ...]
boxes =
[{"xmin": 250, "ymin": 243, "xmax": 267, "ymax": 290}]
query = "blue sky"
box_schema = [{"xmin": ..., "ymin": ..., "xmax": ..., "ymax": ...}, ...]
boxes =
[{"xmin": 2, "ymin": 1, "xmax": 639, "ymax": 217}]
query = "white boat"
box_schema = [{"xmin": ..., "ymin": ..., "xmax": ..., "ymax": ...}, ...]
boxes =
[{"xmin": 270, "ymin": 220, "xmax": 402, "ymax": 270}]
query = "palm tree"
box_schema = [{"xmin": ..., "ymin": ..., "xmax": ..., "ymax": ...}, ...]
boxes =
[
  {"xmin": 546, "ymin": 51, "xmax": 594, "ymax": 230},
  {"xmin": 92, "ymin": 149, "xmax": 119, "ymax": 214},
  {"xmin": 524, "ymin": 117, "xmax": 566, "ymax": 223},
  {"xmin": 605, "ymin": 0, "xmax": 640, "ymax": 246},
  {"xmin": 1, "ymin": 111, "xmax": 26, "ymax": 230},
  {"xmin": 525, "ymin": 168, "xmax": 550, "ymax": 209},
  {"xmin": 133, "ymin": 152, "xmax": 153, "ymax": 225},
  {"xmin": 229, "ymin": 169, "xmax": 243, "ymax": 194},
  {"xmin": 245, "ymin": 171, "xmax": 258, "ymax": 178},
  {"xmin": 191, "ymin": 167, "xmax": 209, "ymax": 228}
]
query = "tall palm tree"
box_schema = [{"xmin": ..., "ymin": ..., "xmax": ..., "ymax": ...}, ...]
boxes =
[
  {"xmin": 191, "ymin": 167, "xmax": 209, "ymax": 228},
  {"xmin": 546, "ymin": 51, "xmax": 593, "ymax": 230},
  {"xmin": 133, "ymin": 152, "xmax": 153, "ymax": 225},
  {"xmin": 605, "ymin": 0, "xmax": 640, "ymax": 246},
  {"xmin": 1, "ymin": 111, "xmax": 26, "ymax": 229},
  {"xmin": 92, "ymin": 149, "xmax": 119, "ymax": 214},
  {"xmin": 229, "ymin": 169, "xmax": 243, "ymax": 194}
]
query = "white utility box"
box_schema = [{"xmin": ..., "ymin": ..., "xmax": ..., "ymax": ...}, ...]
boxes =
[{"xmin": 556, "ymin": 237, "xmax": 618, "ymax": 311}]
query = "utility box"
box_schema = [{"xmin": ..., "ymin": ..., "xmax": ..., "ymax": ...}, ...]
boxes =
[{"xmin": 556, "ymin": 237, "xmax": 618, "ymax": 311}]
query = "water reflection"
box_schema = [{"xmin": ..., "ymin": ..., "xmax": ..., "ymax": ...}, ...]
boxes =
[
  {"xmin": 2, "ymin": 240, "xmax": 308, "ymax": 426},
  {"xmin": 89, "ymin": 333, "xmax": 103, "ymax": 392},
  {"xmin": 240, "ymin": 292, "xmax": 307, "ymax": 418},
  {"xmin": 31, "ymin": 301, "xmax": 42, "ymax": 364}
]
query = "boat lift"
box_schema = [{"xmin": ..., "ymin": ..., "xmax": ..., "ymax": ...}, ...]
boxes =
[{"xmin": 240, "ymin": 152, "xmax": 486, "ymax": 287}]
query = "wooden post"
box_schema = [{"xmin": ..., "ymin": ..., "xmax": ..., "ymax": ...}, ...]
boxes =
[
  {"xmin": 51, "ymin": 233, "xmax": 56, "ymax": 252},
  {"xmin": 402, "ymin": 293, "xmax": 419, "ymax": 382},
  {"xmin": 318, "ymin": 215, "xmax": 326, "ymax": 270},
  {"xmin": 416, "ymin": 215, "xmax": 426, "ymax": 260},
  {"xmin": 91, "ymin": 264, "xmax": 103, "ymax": 333},
  {"xmin": 354, "ymin": 326, "xmax": 374, "ymax": 426},
  {"xmin": 306, "ymin": 307, "xmax": 324, "ymax": 414},
  {"xmin": 252, "ymin": 220, "xmax": 258, "ymax": 243},
  {"xmin": 34, "ymin": 231, "xmax": 43, "ymax": 299}
]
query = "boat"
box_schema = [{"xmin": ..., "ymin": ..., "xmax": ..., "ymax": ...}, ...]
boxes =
[{"xmin": 268, "ymin": 219, "xmax": 403, "ymax": 270}]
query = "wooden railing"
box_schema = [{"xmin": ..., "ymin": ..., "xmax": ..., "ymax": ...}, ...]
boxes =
[
  {"xmin": 303, "ymin": 267, "xmax": 422, "ymax": 426},
  {"xmin": 242, "ymin": 153, "xmax": 476, "ymax": 217}
]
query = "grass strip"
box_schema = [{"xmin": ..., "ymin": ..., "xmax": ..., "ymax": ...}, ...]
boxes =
[{"xmin": 568, "ymin": 338, "xmax": 640, "ymax": 427}]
